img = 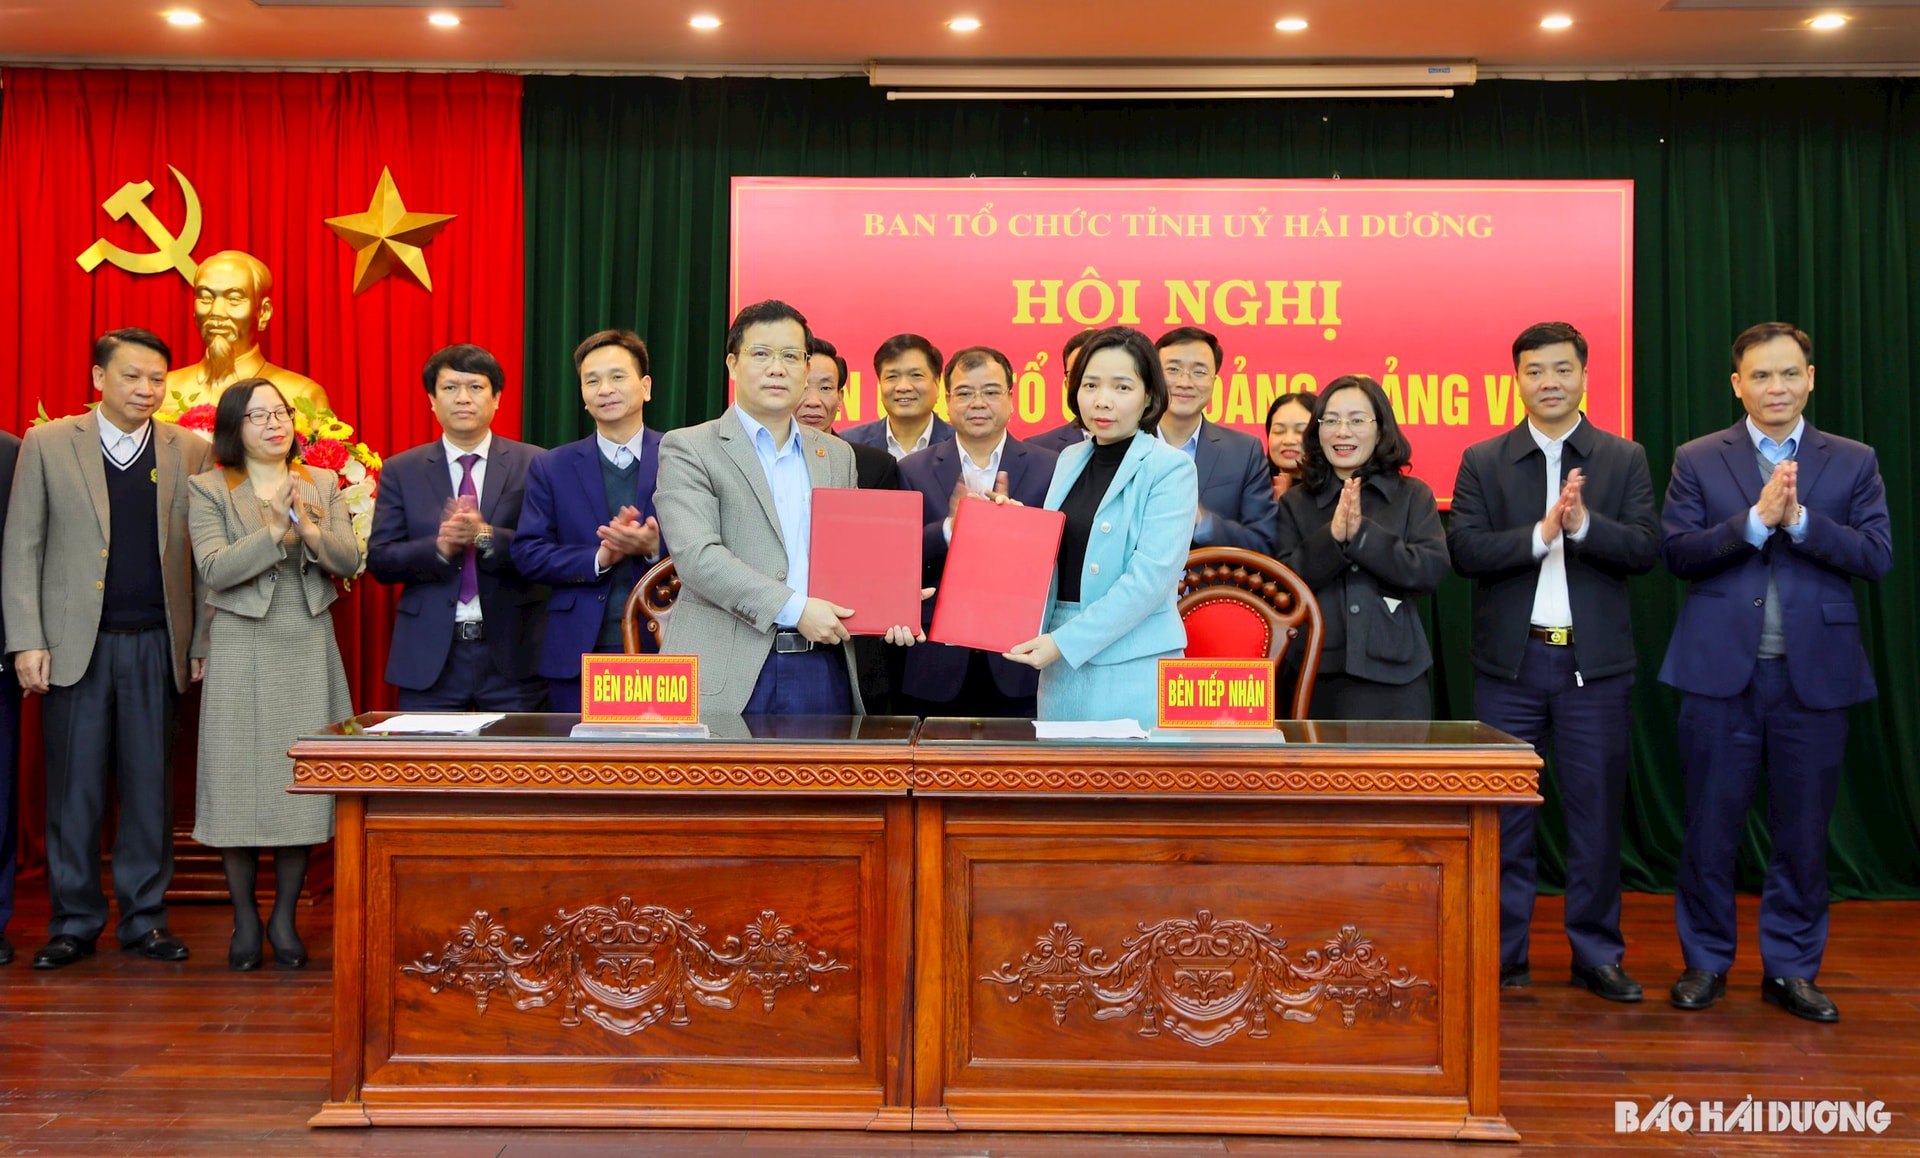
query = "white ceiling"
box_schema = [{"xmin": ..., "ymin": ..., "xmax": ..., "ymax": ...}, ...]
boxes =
[{"xmin": 0, "ymin": 0, "xmax": 1916, "ymax": 75}]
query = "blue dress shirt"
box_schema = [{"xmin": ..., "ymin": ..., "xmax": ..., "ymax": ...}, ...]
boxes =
[{"xmin": 736, "ymin": 408, "xmax": 813, "ymax": 626}]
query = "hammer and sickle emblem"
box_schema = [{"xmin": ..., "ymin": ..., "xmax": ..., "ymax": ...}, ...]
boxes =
[{"xmin": 75, "ymin": 165, "xmax": 203, "ymax": 283}]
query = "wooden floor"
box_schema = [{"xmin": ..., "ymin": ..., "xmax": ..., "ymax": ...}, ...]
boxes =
[{"xmin": 0, "ymin": 878, "xmax": 1914, "ymax": 1156}]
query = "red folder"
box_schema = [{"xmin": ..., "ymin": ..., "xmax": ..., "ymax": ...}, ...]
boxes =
[
  {"xmin": 808, "ymin": 487, "xmax": 923, "ymax": 636},
  {"xmin": 930, "ymin": 499, "xmax": 1066, "ymax": 653}
]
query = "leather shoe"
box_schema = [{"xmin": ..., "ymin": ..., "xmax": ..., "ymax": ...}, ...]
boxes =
[
  {"xmin": 268, "ymin": 926, "xmax": 308, "ymax": 969},
  {"xmin": 122, "ymin": 929, "xmax": 190, "ymax": 962},
  {"xmin": 1570, "ymin": 962, "xmax": 1644, "ymax": 1003},
  {"xmin": 1762, "ymin": 976, "xmax": 1839, "ymax": 1023},
  {"xmin": 0, "ymin": 934, "xmax": 13, "ymax": 966},
  {"xmin": 32, "ymin": 934, "xmax": 97, "ymax": 970},
  {"xmin": 1669, "ymin": 968, "xmax": 1727, "ymax": 1010},
  {"xmin": 1499, "ymin": 960, "xmax": 1530, "ymax": 989}
]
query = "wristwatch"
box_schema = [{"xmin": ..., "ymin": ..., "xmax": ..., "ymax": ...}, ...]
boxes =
[{"xmin": 474, "ymin": 526, "xmax": 494, "ymax": 553}]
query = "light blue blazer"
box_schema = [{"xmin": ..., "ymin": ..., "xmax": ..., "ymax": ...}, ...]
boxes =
[{"xmin": 1041, "ymin": 433, "xmax": 1198, "ymax": 669}]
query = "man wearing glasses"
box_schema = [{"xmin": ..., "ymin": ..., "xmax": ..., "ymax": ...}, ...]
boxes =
[
  {"xmin": 655, "ymin": 301, "xmax": 926, "ymax": 716},
  {"xmin": 369, "ymin": 345, "xmax": 547, "ymax": 712},
  {"xmin": 896, "ymin": 346, "xmax": 1059, "ymax": 718},
  {"xmin": 1154, "ymin": 327, "xmax": 1279, "ymax": 555},
  {"xmin": 512, "ymin": 330, "xmax": 665, "ymax": 712}
]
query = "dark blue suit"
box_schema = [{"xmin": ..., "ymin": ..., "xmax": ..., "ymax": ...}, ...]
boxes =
[
  {"xmin": 1660, "ymin": 419, "xmax": 1892, "ymax": 980},
  {"xmin": 896, "ymin": 437, "xmax": 1058, "ymax": 716},
  {"xmin": 1186, "ymin": 418, "xmax": 1280, "ymax": 555},
  {"xmin": 511, "ymin": 431, "xmax": 666, "ymax": 711},
  {"xmin": 841, "ymin": 413, "xmax": 954, "ymax": 456},
  {"xmin": 1028, "ymin": 422, "xmax": 1086, "ymax": 455},
  {"xmin": 368, "ymin": 435, "xmax": 547, "ymax": 711}
]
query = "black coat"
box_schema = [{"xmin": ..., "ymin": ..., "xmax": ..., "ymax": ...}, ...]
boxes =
[
  {"xmin": 1447, "ymin": 419, "xmax": 1658, "ymax": 681},
  {"xmin": 849, "ymin": 441, "xmax": 900, "ymax": 490},
  {"xmin": 1276, "ymin": 471, "xmax": 1449, "ymax": 686}
]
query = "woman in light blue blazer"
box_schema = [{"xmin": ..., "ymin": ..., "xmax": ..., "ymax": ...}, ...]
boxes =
[{"xmin": 1004, "ymin": 327, "xmax": 1199, "ymax": 725}]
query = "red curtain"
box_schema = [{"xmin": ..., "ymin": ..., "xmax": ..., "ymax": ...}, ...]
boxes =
[{"xmin": 0, "ymin": 68, "xmax": 525, "ymax": 872}]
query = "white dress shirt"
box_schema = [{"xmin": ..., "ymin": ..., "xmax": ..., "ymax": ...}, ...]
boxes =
[
  {"xmin": 445, "ymin": 432, "xmax": 492, "ymax": 623},
  {"xmin": 98, "ymin": 412, "xmax": 151, "ymax": 471},
  {"xmin": 1528, "ymin": 418, "xmax": 1591, "ymax": 628},
  {"xmin": 592, "ymin": 426, "xmax": 652, "ymax": 575},
  {"xmin": 943, "ymin": 434, "xmax": 1009, "ymax": 543},
  {"xmin": 884, "ymin": 419, "xmax": 934, "ymax": 461}
]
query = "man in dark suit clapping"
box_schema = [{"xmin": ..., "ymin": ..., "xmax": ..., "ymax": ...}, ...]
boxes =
[
  {"xmin": 1660, "ymin": 323, "xmax": 1892, "ymax": 1023},
  {"xmin": 368, "ymin": 344, "xmax": 546, "ymax": 712},
  {"xmin": 1449, "ymin": 321, "xmax": 1659, "ymax": 1004}
]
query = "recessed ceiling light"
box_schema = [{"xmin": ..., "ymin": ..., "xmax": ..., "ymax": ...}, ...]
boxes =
[
  {"xmin": 163, "ymin": 10, "xmax": 202, "ymax": 25},
  {"xmin": 690, "ymin": 15, "xmax": 722, "ymax": 30},
  {"xmin": 1808, "ymin": 14, "xmax": 1849, "ymax": 31},
  {"xmin": 947, "ymin": 17, "xmax": 982, "ymax": 32},
  {"xmin": 1540, "ymin": 15, "xmax": 1573, "ymax": 31},
  {"xmin": 1275, "ymin": 18, "xmax": 1309, "ymax": 33},
  {"xmin": 427, "ymin": 12, "xmax": 459, "ymax": 27}
]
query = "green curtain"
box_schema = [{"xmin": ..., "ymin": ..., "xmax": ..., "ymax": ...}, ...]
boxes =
[{"xmin": 522, "ymin": 76, "xmax": 1919, "ymax": 899}]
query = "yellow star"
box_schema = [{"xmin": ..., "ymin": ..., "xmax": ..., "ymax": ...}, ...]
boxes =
[{"xmin": 325, "ymin": 168, "xmax": 455, "ymax": 294}]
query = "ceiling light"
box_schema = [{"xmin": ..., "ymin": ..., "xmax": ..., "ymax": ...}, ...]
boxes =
[
  {"xmin": 427, "ymin": 12, "xmax": 459, "ymax": 27},
  {"xmin": 690, "ymin": 15, "xmax": 722, "ymax": 30},
  {"xmin": 163, "ymin": 10, "xmax": 202, "ymax": 25},
  {"xmin": 947, "ymin": 17, "xmax": 982, "ymax": 32},
  {"xmin": 1540, "ymin": 15, "xmax": 1573, "ymax": 31},
  {"xmin": 1808, "ymin": 14, "xmax": 1848, "ymax": 30},
  {"xmin": 1275, "ymin": 18, "xmax": 1309, "ymax": 32}
]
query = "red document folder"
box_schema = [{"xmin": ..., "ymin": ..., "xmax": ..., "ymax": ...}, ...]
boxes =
[
  {"xmin": 808, "ymin": 487, "xmax": 923, "ymax": 636},
  {"xmin": 929, "ymin": 499, "xmax": 1066, "ymax": 653}
]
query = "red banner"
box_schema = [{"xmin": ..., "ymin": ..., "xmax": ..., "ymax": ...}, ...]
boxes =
[{"xmin": 732, "ymin": 178, "xmax": 1632, "ymax": 504}]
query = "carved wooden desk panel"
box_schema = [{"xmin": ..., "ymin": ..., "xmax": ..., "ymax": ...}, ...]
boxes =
[
  {"xmin": 910, "ymin": 720, "xmax": 1540, "ymax": 1142},
  {"xmin": 292, "ymin": 714, "xmax": 916, "ymax": 1130}
]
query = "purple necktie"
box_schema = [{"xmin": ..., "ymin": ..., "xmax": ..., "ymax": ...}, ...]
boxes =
[{"xmin": 457, "ymin": 453, "xmax": 479, "ymax": 604}]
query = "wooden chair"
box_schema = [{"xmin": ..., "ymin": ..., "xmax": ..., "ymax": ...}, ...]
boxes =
[
  {"xmin": 619, "ymin": 557, "xmax": 681, "ymax": 654},
  {"xmin": 1177, "ymin": 547, "xmax": 1323, "ymax": 720}
]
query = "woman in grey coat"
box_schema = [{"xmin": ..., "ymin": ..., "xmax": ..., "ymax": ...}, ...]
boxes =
[
  {"xmin": 1275, "ymin": 375, "xmax": 1449, "ymax": 720},
  {"xmin": 188, "ymin": 380, "xmax": 359, "ymax": 970}
]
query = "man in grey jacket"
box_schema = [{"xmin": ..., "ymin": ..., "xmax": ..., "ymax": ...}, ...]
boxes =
[
  {"xmin": 655, "ymin": 301, "xmax": 924, "ymax": 717},
  {"xmin": 2, "ymin": 328, "xmax": 210, "ymax": 968}
]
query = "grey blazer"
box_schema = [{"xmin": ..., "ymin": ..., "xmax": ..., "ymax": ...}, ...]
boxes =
[
  {"xmin": 2, "ymin": 413, "xmax": 211, "ymax": 691},
  {"xmin": 655, "ymin": 408, "xmax": 864, "ymax": 716},
  {"xmin": 188, "ymin": 465, "xmax": 362, "ymax": 619}
]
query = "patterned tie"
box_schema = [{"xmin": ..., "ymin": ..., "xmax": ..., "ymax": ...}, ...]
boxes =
[{"xmin": 457, "ymin": 453, "xmax": 480, "ymax": 604}]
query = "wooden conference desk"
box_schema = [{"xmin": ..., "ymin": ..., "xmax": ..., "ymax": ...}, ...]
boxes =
[{"xmin": 292, "ymin": 714, "xmax": 1539, "ymax": 1141}]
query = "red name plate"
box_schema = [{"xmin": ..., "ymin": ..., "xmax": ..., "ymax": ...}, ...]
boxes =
[
  {"xmin": 580, "ymin": 655, "xmax": 700, "ymax": 724},
  {"xmin": 1157, "ymin": 659, "xmax": 1277, "ymax": 729}
]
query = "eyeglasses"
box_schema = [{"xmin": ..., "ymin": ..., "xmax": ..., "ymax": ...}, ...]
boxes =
[
  {"xmin": 1321, "ymin": 416, "xmax": 1376, "ymax": 433},
  {"xmin": 244, "ymin": 406, "xmax": 292, "ymax": 427},
  {"xmin": 745, "ymin": 347, "xmax": 808, "ymax": 368},
  {"xmin": 949, "ymin": 386, "xmax": 1009, "ymax": 403}
]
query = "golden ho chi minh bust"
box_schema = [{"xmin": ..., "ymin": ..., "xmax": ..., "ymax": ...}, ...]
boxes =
[{"xmin": 163, "ymin": 250, "xmax": 331, "ymax": 416}]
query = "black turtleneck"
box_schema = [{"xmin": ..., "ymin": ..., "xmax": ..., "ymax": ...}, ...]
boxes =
[{"xmin": 1054, "ymin": 434, "xmax": 1135, "ymax": 603}]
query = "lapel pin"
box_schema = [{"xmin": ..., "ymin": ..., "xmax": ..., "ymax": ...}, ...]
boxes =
[{"xmin": 815, "ymin": 448, "xmax": 826, "ymax": 457}]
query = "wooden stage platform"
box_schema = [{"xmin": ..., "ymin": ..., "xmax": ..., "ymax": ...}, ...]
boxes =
[{"xmin": 0, "ymin": 880, "xmax": 1913, "ymax": 1155}]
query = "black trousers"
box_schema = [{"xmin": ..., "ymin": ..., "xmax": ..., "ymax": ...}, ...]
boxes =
[
  {"xmin": 0, "ymin": 666, "xmax": 19, "ymax": 935},
  {"xmin": 397, "ymin": 634, "xmax": 544, "ymax": 713},
  {"xmin": 898, "ymin": 650, "xmax": 1036, "ymax": 720},
  {"xmin": 1308, "ymin": 671, "xmax": 1431, "ymax": 721},
  {"xmin": 41, "ymin": 628, "xmax": 175, "ymax": 945}
]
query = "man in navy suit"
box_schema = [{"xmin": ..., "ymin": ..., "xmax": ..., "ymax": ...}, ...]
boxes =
[
  {"xmin": 1661, "ymin": 322, "xmax": 1892, "ymax": 1023},
  {"xmin": 897, "ymin": 347, "xmax": 1058, "ymax": 718},
  {"xmin": 1152, "ymin": 327, "xmax": 1279, "ymax": 555},
  {"xmin": 1027, "ymin": 328, "xmax": 1096, "ymax": 454},
  {"xmin": 1449, "ymin": 322, "xmax": 1660, "ymax": 1004},
  {"xmin": 511, "ymin": 329, "xmax": 667, "ymax": 712},
  {"xmin": 369, "ymin": 345, "xmax": 547, "ymax": 712},
  {"xmin": 840, "ymin": 333, "xmax": 954, "ymax": 460}
]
